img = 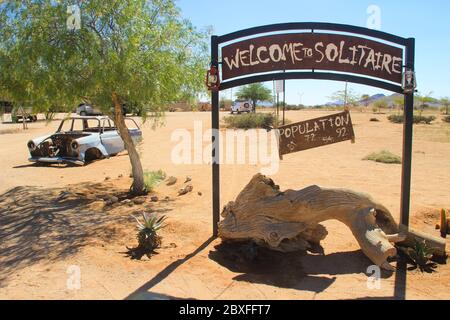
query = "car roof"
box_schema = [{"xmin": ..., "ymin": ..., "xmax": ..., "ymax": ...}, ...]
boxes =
[{"xmin": 67, "ymin": 116, "xmax": 111, "ymax": 120}]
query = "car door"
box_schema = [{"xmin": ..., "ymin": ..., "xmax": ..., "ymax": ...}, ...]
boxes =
[
  {"xmin": 100, "ymin": 119, "xmax": 125, "ymax": 154},
  {"xmin": 125, "ymin": 118, "xmax": 143, "ymax": 144}
]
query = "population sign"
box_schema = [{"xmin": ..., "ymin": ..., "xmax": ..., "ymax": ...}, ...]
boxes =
[{"xmin": 278, "ymin": 111, "xmax": 355, "ymax": 156}]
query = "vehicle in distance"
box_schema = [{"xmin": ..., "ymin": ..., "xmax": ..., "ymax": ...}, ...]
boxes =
[{"xmin": 230, "ymin": 100, "xmax": 253, "ymax": 114}]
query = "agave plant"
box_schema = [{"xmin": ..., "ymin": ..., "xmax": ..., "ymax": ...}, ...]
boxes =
[
  {"xmin": 125, "ymin": 212, "xmax": 167, "ymax": 259},
  {"xmin": 398, "ymin": 239, "xmax": 437, "ymax": 273}
]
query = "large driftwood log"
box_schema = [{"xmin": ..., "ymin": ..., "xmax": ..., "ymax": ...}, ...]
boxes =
[{"xmin": 219, "ymin": 174, "xmax": 445, "ymax": 271}]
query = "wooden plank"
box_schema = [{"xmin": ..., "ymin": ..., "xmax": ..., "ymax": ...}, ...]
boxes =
[{"xmin": 278, "ymin": 110, "xmax": 355, "ymax": 156}]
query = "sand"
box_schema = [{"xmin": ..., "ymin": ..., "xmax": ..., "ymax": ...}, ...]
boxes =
[{"xmin": 0, "ymin": 110, "xmax": 449, "ymax": 300}]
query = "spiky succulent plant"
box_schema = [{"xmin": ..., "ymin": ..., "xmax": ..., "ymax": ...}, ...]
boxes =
[
  {"xmin": 133, "ymin": 212, "xmax": 167, "ymax": 253},
  {"xmin": 399, "ymin": 239, "xmax": 437, "ymax": 273}
]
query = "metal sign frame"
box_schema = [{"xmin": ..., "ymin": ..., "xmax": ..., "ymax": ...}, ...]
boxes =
[{"xmin": 210, "ymin": 22, "xmax": 415, "ymax": 237}]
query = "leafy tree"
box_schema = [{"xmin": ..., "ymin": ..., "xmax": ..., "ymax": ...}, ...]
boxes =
[
  {"xmin": 416, "ymin": 91, "xmax": 434, "ymax": 114},
  {"xmin": 393, "ymin": 95, "xmax": 404, "ymax": 111},
  {"xmin": 0, "ymin": 1, "xmax": 208, "ymax": 195},
  {"xmin": 329, "ymin": 88, "xmax": 360, "ymax": 106},
  {"xmin": 360, "ymin": 94, "xmax": 371, "ymax": 107},
  {"xmin": 440, "ymin": 97, "xmax": 450, "ymax": 115},
  {"xmin": 236, "ymin": 83, "xmax": 272, "ymax": 112},
  {"xmin": 373, "ymin": 99, "xmax": 388, "ymax": 113}
]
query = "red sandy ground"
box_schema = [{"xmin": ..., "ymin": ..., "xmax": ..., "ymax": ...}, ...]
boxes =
[{"xmin": 0, "ymin": 110, "xmax": 449, "ymax": 299}]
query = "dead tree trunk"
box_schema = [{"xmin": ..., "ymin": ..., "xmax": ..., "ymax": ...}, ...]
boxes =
[
  {"xmin": 219, "ymin": 174, "xmax": 446, "ymax": 271},
  {"xmin": 112, "ymin": 92, "xmax": 145, "ymax": 195}
]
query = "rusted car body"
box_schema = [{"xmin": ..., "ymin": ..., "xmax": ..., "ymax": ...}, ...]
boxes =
[{"xmin": 27, "ymin": 116, "xmax": 142, "ymax": 165}]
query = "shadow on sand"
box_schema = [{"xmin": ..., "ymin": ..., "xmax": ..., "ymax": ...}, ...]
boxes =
[
  {"xmin": 0, "ymin": 184, "xmax": 130, "ymax": 287},
  {"xmin": 208, "ymin": 241, "xmax": 395, "ymax": 295}
]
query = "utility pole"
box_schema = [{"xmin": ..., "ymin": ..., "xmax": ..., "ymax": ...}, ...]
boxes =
[{"xmin": 344, "ymin": 81, "xmax": 348, "ymax": 108}]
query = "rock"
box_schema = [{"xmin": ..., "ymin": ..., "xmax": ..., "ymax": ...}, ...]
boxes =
[
  {"xmin": 184, "ymin": 176, "xmax": 192, "ymax": 183},
  {"xmin": 133, "ymin": 197, "xmax": 146, "ymax": 205},
  {"xmin": 163, "ymin": 196, "xmax": 170, "ymax": 202},
  {"xmin": 90, "ymin": 201, "xmax": 105, "ymax": 211},
  {"xmin": 118, "ymin": 174, "xmax": 123, "ymax": 178},
  {"xmin": 151, "ymin": 196, "xmax": 159, "ymax": 202},
  {"xmin": 121, "ymin": 199, "xmax": 132, "ymax": 205},
  {"xmin": 166, "ymin": 176, "xmax": 177, "ymax": 186},
  {"xmin": 178, "ymin": 184, "xmax": 193, "ymax": 196},
  {"xmin": 197, "ymin": 192, "xmax": 202, "ymax": 196},
  {"xmin": 110, "ymin": 196, "xmax": 119, "ymax": 204},
  {"xmin": 105, "ymin": 176, "xmax": 111, "ymax": 181}
]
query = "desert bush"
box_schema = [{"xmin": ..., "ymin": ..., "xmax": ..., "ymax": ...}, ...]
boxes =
[
  {"xmin": 143, "ymin": 170, "xmax": 166, "ymax": 191},
  {"xmin": 388, "ymin": 114, "xmax": 436, "ymax": 124},
  {"xmin": 443, "ymin": 116, "xmax": 450, "ymax": 123},
  {"xmin": 387, "ymin": 114, "xmax": 403, "ymax": 123},
  {"xmin": 223, "ymin": 113, "xmax": 278, "ymax": 129},
  {"xmin": 363, "ymin": 150, "xmax": 401, "ymax": 164},
  {"xmin": 417, "ymin": 115, "xmax": 436, "ymax": 124},
  {"xmin": 284, "ymin": 104, "xmax": 305, "ymax": 110}
]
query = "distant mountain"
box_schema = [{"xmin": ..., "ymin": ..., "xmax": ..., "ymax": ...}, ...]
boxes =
[
  {"xmin": 325, "ymin": 100, "xmax": 345, "ymax": 106},
  {"xmin": 358, "ymin": 93, "xmax": 386, "ymax": 104}
]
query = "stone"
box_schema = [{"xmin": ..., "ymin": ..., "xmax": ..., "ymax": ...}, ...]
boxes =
[
  {"xmin": 166, "ymin": 176, "xmax": 177, "ymax": 186},
  {"xmin": 178, "ymin": 184, "xmax": 193, "ymax": 196}
]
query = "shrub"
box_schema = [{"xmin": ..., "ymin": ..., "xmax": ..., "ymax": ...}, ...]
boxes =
[
  {"xmin": 417, "ymin": 115, "xmax": 436, "ymax": 124},
  {"xmin": 363, "ymin": 150, "xmax": 401, "ymax": 164},
  {"xmin": 443, "ymin": 116, "xmax": 450, "ymax": 123},
  {"xmin": 388, "ymin": 114, "xmax": 436, "ymax": 124},
  {"xmin": 143, "ymin": 170, "xmax": 166, "ymax": 192},
  {"xmin": 223, "ymin": 113, "xmax": 278, "ymax": 129},
  {"xmin": 387, "ymin": 114, "xmax": 403, "ymax": 123},
  {"xmin": 284, "ymin": 104, "xmax": 305, "ymax": 110}
]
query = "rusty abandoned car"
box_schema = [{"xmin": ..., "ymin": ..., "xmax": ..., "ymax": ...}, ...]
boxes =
[{"xmin": 27, "ymin": 116, "xmax": 142, "ymax": 165}]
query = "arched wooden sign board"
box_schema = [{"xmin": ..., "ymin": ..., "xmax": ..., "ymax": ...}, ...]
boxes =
[{"xmin": 210, "ymin": 22, "xmax": 415, "ymax": 237}]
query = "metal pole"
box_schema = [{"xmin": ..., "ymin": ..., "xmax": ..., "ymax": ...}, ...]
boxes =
[
  {"xmin": 344, "ymin": 81, "xmax": 348, "ymax": 108},
  {"xmin": 283, "ymin": 78, "xmax": 286, "ymax": 125},
  {"xmin": 211, "ymin": 35, "xmax": 220, "ymax": 237},
  {"xmin": 400, "ymin": 38, "xmax": 415, "ymax": 228}
]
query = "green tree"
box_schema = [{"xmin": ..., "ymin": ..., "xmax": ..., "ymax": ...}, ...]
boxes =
[
  {"xmin": 393, "ymin": 95, "xmax": 404, "ymax": 111},
  {"xmin": 440, "ymin": 97, "xmax": 450, "ymax": 115},
  {"xmin": 416, "ymin": 91, "xmax": 434, "ymax": 114},
  {"xmin": 373, "ymin": 99, "xmax": 388, "ymax": 113},
  {"xmin": 0, "ymin": 1, "xmax": 208, "ymax": 195},
  {"xmin": 329, "ymin": 88, "xmax": 360, "ymax": 106},
  {"xmin": 360, "ymin": 94, "xmax": 371, "ymax": 107},
  {"xmin": 236, "ymin": 83, "xmax": 272, "ymax": 112}
]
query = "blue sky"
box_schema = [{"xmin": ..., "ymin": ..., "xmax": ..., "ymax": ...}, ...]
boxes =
[{"xmin": 178, "ymin": 0, "xmax": 450, "ymax": 105}]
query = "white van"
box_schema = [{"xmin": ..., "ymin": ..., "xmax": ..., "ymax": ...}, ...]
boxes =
[{"xmin": 230, "ymin": 100, "xmax": 253, "ymax": 114}]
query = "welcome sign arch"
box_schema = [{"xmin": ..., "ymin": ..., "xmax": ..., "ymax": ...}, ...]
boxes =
[{"xmin": 209, "ymin": 22, "xmax": 415, "ymax": 237}]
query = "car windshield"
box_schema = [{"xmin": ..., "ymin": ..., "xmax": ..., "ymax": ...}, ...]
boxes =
[{"xmin": 57, "ymin": 118, "xmax": 101, "ymax": 133}]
